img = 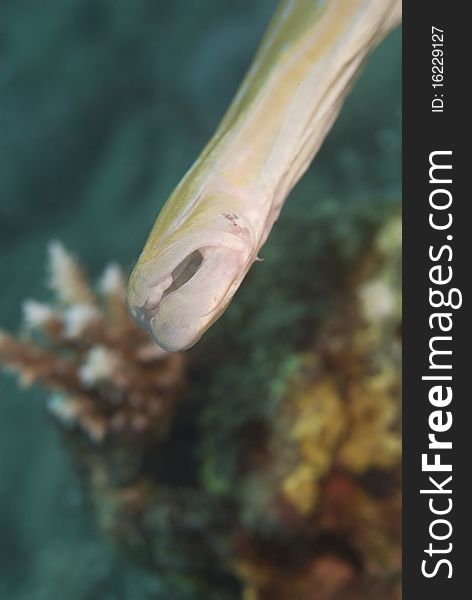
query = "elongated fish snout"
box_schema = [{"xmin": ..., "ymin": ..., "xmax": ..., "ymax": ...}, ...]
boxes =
[
  {"xmin": 128, "ymin": 244, "xmax": 249, "ymax": 351},
  {"xmin": 127, "ymin": 0, "xmax": 401, "ymax": 351}
]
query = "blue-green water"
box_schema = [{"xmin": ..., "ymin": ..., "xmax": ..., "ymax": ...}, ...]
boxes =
[{"xmin": 0, "ymin": 2, "xmax": 401, "ymax": 598}]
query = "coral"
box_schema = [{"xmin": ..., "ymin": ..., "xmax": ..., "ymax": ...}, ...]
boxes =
[
  {"xmin": 189, "ymin": 203, "xmax": 401, "ymax": 599},
  {"xmin": 231, "ymin": 212, "xmax": 401, "ymax": 599},
  {"xmin": 0, "ymin": 242, "xmax": 235, "ymax": 596},
  {"xmin": 0, "ymin": 242, "xmax": 184, "ymax": 444},
  {"xmin": 1, "ymin": 201, "xmax": 401, "ymax": 600}
]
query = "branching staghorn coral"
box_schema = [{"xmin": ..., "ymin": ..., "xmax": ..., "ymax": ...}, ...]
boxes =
[
  {"xmin": 0, "ymin": 242, "xmax": 184, "ymax": 445},
  {"xmin": 0, "ymin": 242, "xmax": 235, "ymax": 593}
]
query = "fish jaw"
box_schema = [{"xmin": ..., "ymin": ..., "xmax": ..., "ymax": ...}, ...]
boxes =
[
  {"xmin": 127, "ymin": 200, "xmax": 257, "ymax": 351},
  {"xmin": 148, "ymin": 245, "xmax": 250, "ymax": 351}
]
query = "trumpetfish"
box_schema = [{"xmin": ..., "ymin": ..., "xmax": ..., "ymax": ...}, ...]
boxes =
[{"xmin": 127, "ymin": 0, "xmax": 401, "ymax": 352}]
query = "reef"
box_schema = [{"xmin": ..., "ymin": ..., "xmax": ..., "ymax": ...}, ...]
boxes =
[{"xmin": 0, "ymin": 198, "xmax": 401, "ymax": 600}]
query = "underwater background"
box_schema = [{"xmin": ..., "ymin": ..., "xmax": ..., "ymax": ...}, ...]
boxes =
[{"xmin": 0, "ymin": 1, "xmax": 401, "ymax": 599}]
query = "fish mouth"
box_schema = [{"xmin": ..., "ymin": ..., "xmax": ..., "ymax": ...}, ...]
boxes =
[
  {"xmin": 128, "ymin": 248, "xmax": 207, "ymax": 328},
  {"xmin": 128, "ymin": 242, "xmax": 250, "ymax": 351},
  {"xmin": 160, "ymin": 249, "xmax": 204, "ymax": 301}
]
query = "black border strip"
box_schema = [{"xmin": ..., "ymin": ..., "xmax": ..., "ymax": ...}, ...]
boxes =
[{"xmin": 403, "ymin": 2, "xmax": 468, "ymax": 597}]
